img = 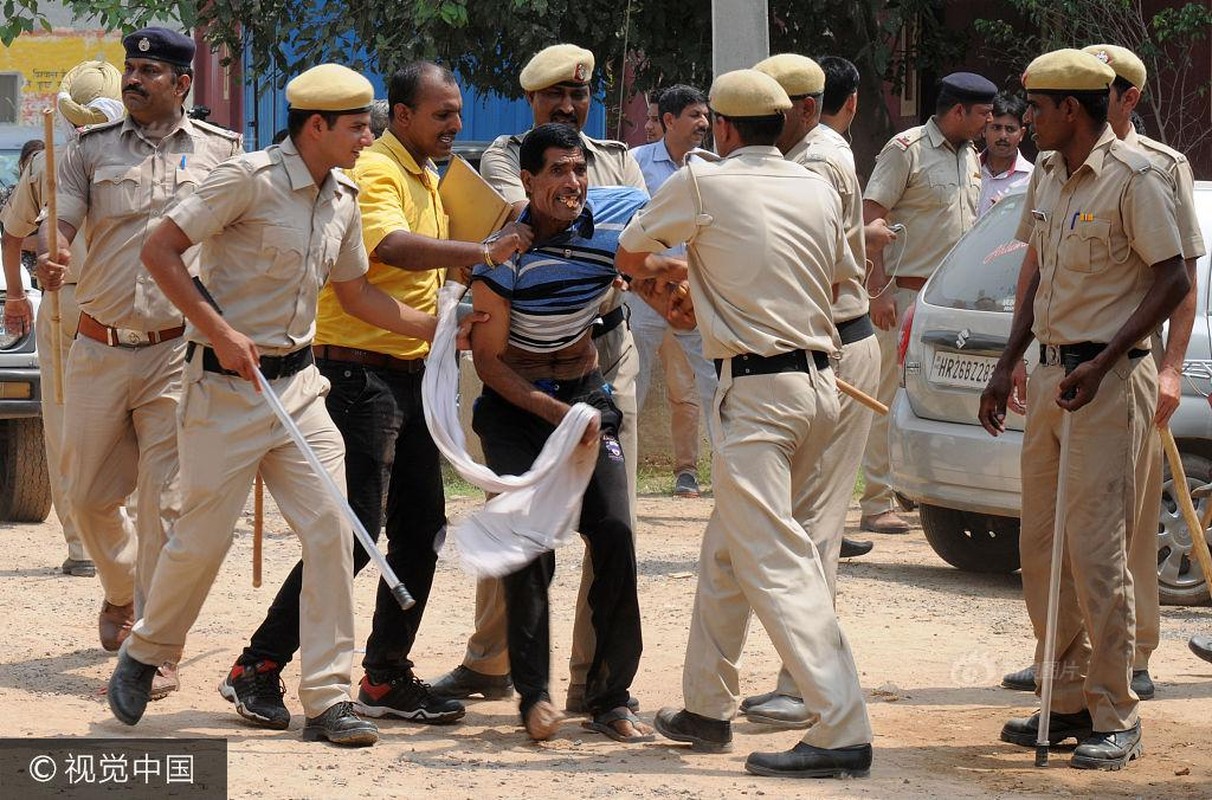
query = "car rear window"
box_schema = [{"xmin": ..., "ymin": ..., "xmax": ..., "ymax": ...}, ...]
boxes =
[{"xmin": 921, "ymin": 190, "xmax": 1028, "ymax": 313}]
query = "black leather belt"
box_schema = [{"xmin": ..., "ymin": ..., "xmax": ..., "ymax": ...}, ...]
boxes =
[
  {"xmin": 1039, "ymin": 342, "xmax": 1149, "ymax": 368},
  {"xmin": 591, "ymin": 305, "xmax": 626, "ymax": 339},
  {"xmin": 714, "ymin": 349, "xmax": 830, "ymax": 379},
  {"xmin": 837, "ymin": 313, "xmax": 874, "ymax": 346},
  {"xmin": 187, "ymin": 342, "xmax": 315, "ymax": 379}
]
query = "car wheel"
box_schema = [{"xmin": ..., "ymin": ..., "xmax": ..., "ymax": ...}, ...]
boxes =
[
  {"xmin": 919, "ymin": 503, "xmax": 1021, "ymax": 573},
  {"xmin": 1157, "ymin": 452, "xmax": 1212, "ymax": 606},
  {"xmin": 0, "ymin": 418, "xmax": 52, "ymax": 522}
]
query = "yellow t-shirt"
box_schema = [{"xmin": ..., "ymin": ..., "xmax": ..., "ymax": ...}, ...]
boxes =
[{"xmin": 315, "ymin": 130, "xmax": 446, "ymax": 359}]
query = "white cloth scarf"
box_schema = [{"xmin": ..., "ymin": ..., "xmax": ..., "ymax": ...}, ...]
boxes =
[{"xmin": 422, "ymin": 281, "xmax": 600, "ymax": 577}]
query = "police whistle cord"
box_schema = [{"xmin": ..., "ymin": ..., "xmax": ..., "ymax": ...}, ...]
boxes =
[{"xmin": 190, "ymin": 277, "xmax": 415, "ymax": 610}]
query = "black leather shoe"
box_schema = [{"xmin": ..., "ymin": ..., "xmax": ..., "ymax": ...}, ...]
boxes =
[
  {"xmin": 1000, "ymin": 708, "xmax": 1093, "ymax": 747},
  {"xmin": 1071, "ymin": 721, "xmax": 1142, "ymax": 770},
  {"xmin": 1190, "ymin": 634, "xmax": 1212, "ymax": 665},
  {"xmin": 840, "ymin": 537, "xmax": 873, "ymax": 558},
  {"xmin": 654, "ymin": 706, "xmax": 732, "ymax": 753},
  {"xmin": 745, "ymin": 741, "xmax": 872, "ymax": 778},
  {"xmin": 108, "ymin": 651, "xmax": 159, "ymax": 726},
  {"xmin": 1131, "ymin": 669, "xmax": 1154, "ymax": 700},
  {"xmin": 1001, "ymin": 665, "xmax": 1036, "ymax": 692},
  {"xmin": 428, "ymin": 665, "xmax": 513, "ymax": 700},
  {"xmin": 301, "ymin": 701, "xmax": 379, "ymax": 746}
]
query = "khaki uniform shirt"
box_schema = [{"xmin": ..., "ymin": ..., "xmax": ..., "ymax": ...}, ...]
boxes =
[
  {"xmin": 1, "ymin": 151, "xmax": 86, "ymax": 283},
  {"xmin": 166, "ymin": 137, "xmax": 368, "ymax": 354},
  {"xmin": 314, "ymin": 131, "xmax": 445, "ymax": 360},
  {"xmin": 787, "ymin": 125, "xmax": 868, "ymax": 324},
  {"xmin": 1123, "ymin": 128, "xmax": 1206, "ymax": 261},
  {"xmin": 619, "ymin": 145, "xmax": 848, "ymax": 360},
  {"xmin": 864, "ymin": 117, "xmax": 981, "ymax": 278},
  {"xmin": 1015, "ymin": 126, "xmax": 1183, "ymax": 348},
  {"xmin": 57, "ymin": 115, "xmax": 242, "ymax": 330}
]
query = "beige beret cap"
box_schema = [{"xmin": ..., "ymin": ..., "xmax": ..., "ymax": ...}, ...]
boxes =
[
  {"xmin": 753, "ymin": 53, "xmax": 825, "ymax": 96},
  {"xmin": 286, "ymin": 64, "xmax": 374, "ymax": 112},
  {"xmin": 709, "ymin": 69, "xmax": 792, "ymax": 118},
  {"xmin": 1022, "ymin": 49, "xmax": 1115, "ymax": 93},
  {"xmin": 57, "ymin": 61, "xmax": 122, "ymax": 127},
  {"xmin": 520, "ymin": 44, "xmax": 594, "ymax": 91},
  {"xmin": 1082, "ymin": 44, "xmax": 1147, "ymax": 89}
]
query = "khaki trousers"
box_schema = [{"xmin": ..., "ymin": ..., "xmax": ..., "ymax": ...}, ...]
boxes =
[
  {"xmin": 774, "ymin": 333, "xmax": 880, "ymax": 698},
  {"xmin": 860, "ymin": 286, "xmax": 916, "ymax": 516},
  {"xmin": 462, "ymin": 324, "xmax": 639, "ymax": 683},
  {"xmin": 659, "ymin": 332, "xmax": 701, "ymax": 476},
  {"xmin": 36, "ymin": 284, "xmax": 86, "ymax": 560},
  {"xmin": 683, "ymin": 363, "xmax": 871, "ymax": 749},
  {"xmin": 126, "ymin": 360, "xmax": 355, "ymax": 717},
  {"xmin": 61, "ymin": 335, "xmax": 182, "ymax": 610},
  {"xmin": 1020, "ymin": 355, "xmax": 1154, "ymax": 732}
]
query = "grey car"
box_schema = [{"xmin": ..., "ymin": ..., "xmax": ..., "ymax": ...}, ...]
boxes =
[{"xmin": 889, "ymin": 182, "xmax": 1212, "ymax": 605}]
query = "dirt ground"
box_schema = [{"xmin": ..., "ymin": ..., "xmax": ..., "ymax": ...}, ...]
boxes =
[{"xmin": 3, "ymin": 487, "xmax": 1212, "ymax": 800}]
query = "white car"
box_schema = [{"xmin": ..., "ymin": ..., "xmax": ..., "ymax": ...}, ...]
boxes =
[
  {"xmin": 890, "ymin": 182, "xmax": 1212, "ymax": 605},
  {"xmin": 0, "ymin": 246, "xmax": 50, "ymax": 521}
]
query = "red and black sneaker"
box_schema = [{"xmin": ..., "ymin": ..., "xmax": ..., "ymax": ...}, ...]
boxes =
[
  {"xmin": 218, "ymin": 660, "xmax": 290, "ymax": 730},
  {"xmin": 353, "ymin": 674, "xmax": 465, "ymax": 724}
]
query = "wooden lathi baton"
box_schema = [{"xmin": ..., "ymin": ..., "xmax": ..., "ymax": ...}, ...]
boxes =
[
  {"xmin": 41, "ymin": 109, "xmax": 64, "ymax": 404},
  {"xmin": 253, "ymin": 473, "xmax": 264, "ymax": 587},
  {"xmin": 670, "ymin": 283, "xmax": 888, "ymax": 415},
  {"xmin": 1160, "ymin": 427, "xmax": 1212, "ymax": 585}
]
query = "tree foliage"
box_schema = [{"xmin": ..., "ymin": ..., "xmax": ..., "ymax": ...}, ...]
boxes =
[{"xmin": 973, "ymin": 0, "xmax": 1212, "ymax": 159}]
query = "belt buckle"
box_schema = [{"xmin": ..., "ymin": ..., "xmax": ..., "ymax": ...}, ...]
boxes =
[
  {"xmin": 124, "ymin": 329, "xmax": 144, "ymax": 347},
  {"xmin": 1044, "ymin": 344, "xmax": 1061, "ymax": 367}
]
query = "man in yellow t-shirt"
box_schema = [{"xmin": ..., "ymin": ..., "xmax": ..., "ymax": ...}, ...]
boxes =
[{"xmin": 216, "ymin": 61, "xmax": 530, "ymax": 731}]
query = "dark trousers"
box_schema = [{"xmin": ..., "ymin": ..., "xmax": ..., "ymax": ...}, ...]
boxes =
[
  {"xmin": 239, "ymin": 358, "xmax": 446, "ymax": 681},
  {"xmin": 472, "ymin": 373, "xmax": 642, "ymax": 716}
]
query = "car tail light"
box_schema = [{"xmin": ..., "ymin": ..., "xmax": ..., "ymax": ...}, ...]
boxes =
[{"xmin": 896, "ymin": 301, "xmax": 916, "ymax": 387}]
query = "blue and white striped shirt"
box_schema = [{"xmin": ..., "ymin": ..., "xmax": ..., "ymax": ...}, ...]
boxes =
[{"xmin": 473, "ymin": 186, "xmax": 648, "ymax": 353}]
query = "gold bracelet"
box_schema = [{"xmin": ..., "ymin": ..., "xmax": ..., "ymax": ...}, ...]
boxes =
[{"xmin": 481, "ymin": 241, "xmax": 496, "ymax": 268}]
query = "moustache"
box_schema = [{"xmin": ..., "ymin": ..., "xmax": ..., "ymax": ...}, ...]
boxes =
[{"xmin": 123, "ymin": 85, "xmax": 148, "ymax": 96}]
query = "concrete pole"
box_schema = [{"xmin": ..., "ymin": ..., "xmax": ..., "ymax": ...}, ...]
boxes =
[{"xmin": 712, "ymin": 0, "xmax": 769, "ymax": 77}]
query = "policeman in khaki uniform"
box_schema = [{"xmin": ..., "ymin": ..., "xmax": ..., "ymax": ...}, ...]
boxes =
[
  {"xmin": 432, "ymin": 43, "xmax": 648, "ymax": 714},
  {"xmin": 1, "ymin": 60, "xmax": 125, "ymax": 579},
  {"xmin": 861, "ymin": 72, "xmax": 995, "ymax": 534},
  {"xmin": 980, "ymin": 49, "xmax": 1188, "ymax": 770},
  {"xmin": 107, "ymin": 64, "xmax": 440, "ymax": 746},
  {"xmin": 38, "ymin": 30, "xmax": 242, "ymax": 692},
  {"xmin": 737, "ymin": 53, "xmax": 880, "ymax": 729},
  {"xmin": 1001, "ymin": 44, "xmax": 1207, "ymax": 701},
  {"xmin": 617, "ymin": 69, "xmax": 873, "ymax": 780}
]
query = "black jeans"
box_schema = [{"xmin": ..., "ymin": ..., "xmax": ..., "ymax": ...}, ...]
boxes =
[
  {"xmin": 239, "ymin": 358, "xmax": 446, "ymax": 681},
  {"xmin": 473, "ymin": 372, "xmax": 641, "ymax": 717}
]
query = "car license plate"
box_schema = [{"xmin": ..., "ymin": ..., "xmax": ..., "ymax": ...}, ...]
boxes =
[{"xmin": 930, "ymin": 351, "xmax": 998, "ymax": 389}]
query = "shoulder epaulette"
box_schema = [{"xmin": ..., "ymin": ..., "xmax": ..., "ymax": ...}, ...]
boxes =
[
  {"xmin": 1109, "ymin": 142, "xmax": 1152, "ymax": 174},
  {"xmin": 889, "ymin": 126, "xmax": 926, "ymax": 152},
  {"xmin": 77, "ymin": 118, "xmax": 123, "ymax": 138},
  {"xmin": 243, "ymin": 150, "xmax": 276, "ymax": 173},
  {"xmin": 586, "ymin": 136, "xmax": 629, "ymax": 152},
  {"xmin": 1135, "ymin": 135, "xmax": 1187, "ymax": 167},
  {"xmin": 191, "ymin": 118, "xmax": 242, "ymax": 141}
]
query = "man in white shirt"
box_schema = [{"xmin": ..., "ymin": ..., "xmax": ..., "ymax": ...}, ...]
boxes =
[{"xmin": 977, "ymin": 92, "xmax": 1033, "ymax": 216}]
